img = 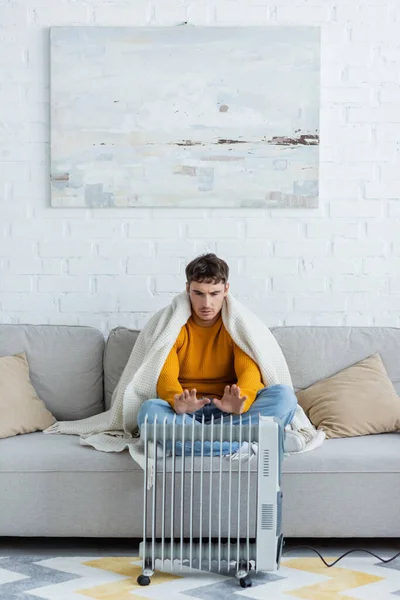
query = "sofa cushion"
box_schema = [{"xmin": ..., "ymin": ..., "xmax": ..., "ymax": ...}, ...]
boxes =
[
  {"xmin": 296, "ymin": 353, "xmax": 400, "ymax": 439},
  {"xmin": 0, "ymin": 431, "xmax": 142, "ymax": 472},
  {"xmin": 271, "ymin": 326, "xmax": 400, "ymax": 395},
  {"xmin": 2, "ymin": 431, "xmax": 400, "ymax": 539},
  {"xmin": 0, "ymin": 353, "xmax": 56, "ymax": 438},
  {"xmin": 104, "ymin": 326, "xmax": 139, "ymax": 409},
  {"xmin": 283, "ymin": 431, "xmax": 400, "ymax": 473},
  {"xmin": 0, "ymin": 324, "xmax": 105, "ymax": 420},
  {"xmin": 281, "ymin": 433, "xmax": 400, "ymax": 538},
  {"xmin": 104, "ymin": 327, "xmax": 400, "ymax": 407},
  {"xmin": 0, "ymin": 432, "xmax": 143, "ymax": 537}
]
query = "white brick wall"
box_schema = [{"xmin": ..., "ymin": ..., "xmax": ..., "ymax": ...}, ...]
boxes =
[{"xmin": 1, "ymin": 0, "xmax": 400, "ymax": 334}]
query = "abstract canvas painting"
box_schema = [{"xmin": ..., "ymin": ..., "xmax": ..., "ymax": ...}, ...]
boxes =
[{"xmin": 50, "ymin": 26, "xmax": 320, "ymax": 208}]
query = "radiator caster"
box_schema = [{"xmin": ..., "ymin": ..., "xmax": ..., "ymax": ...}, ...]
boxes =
[
  {"xmin": 239, "ymin": 575, "xmax": 252, "ymax": 588},
  {"xmin": 137, "ymin": 574, "xmax": 151, "ymax": 586}
]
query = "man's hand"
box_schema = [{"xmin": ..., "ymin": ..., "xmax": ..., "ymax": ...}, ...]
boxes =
[
  {"xmin": 213, "ymin": 384, "xmax": 247, "ymax": 415},
  {"xmin": 174, "ymin": 389, "xmax": 210, "ymax": 414}
]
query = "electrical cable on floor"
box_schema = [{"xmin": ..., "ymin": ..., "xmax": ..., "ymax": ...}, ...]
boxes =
[{"xmin": 282, "ymin": 546, "xmax": 400, "ymax": 568}]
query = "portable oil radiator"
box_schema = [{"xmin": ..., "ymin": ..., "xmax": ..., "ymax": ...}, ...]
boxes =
[{"xmin": 137, "ymin": 414, "xmax": 284, "ymax": 588}]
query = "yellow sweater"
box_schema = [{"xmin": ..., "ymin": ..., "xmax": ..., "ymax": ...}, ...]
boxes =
[{"xmin": 157, "ymin": 315, "xmax": 264, "ymax": 413}]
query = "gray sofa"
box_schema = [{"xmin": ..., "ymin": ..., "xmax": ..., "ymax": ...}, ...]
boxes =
[{"xmin": 1, "ymin": 323, "xmax": 400, "ymax": 538}]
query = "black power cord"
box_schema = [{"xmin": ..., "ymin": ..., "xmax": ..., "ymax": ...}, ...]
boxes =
[{"xmin": 283, "ymin": 545, "xmax": 400, "ymax": 568}]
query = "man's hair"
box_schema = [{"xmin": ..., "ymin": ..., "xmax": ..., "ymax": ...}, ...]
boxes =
[{"xmin": 185, "ymin": 253, "xmax": 229, "ymax": 285}]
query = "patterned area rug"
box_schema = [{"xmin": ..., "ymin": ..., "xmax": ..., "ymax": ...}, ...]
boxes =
[{"xmin": 1, "ymin": 554, "xmax": 400, "ymax": 599}]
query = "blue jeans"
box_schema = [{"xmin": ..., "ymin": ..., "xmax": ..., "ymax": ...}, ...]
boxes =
[{"xmin": 137, "ymin": 384, "xmax": 297, "ymax": 456}]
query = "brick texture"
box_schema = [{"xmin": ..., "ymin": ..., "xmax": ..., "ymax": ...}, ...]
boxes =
[{"xmin": 0, "ymin": 0, "xmax": 399, "ymax": 331}]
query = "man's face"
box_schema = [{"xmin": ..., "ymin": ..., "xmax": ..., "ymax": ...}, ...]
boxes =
[{"xmin": 186, "ymin": 280, "xmax": 229, "ymax": 325}]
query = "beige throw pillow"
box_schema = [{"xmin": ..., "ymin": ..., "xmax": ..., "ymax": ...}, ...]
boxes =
[
  {"xmin": 296, "ymin": 353, "xmax": 400, "ymax": 439},
  {"xmin": 0, "ymin": 352, "xmax": 56, "ymax": 438}
]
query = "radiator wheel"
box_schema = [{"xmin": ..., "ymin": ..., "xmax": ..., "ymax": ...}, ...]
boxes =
[
  {"xmin": 137, "ymin": 575, "xmax": 151, "ymax": 586},
  {"xmin": 239, "ymin": 575, "xmax": 252, "ymax": 588}
]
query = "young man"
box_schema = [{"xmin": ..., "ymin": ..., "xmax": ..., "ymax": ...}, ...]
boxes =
[{"xmin": 137, "ymin": 253, "xmax": 297, "ymax": 455}]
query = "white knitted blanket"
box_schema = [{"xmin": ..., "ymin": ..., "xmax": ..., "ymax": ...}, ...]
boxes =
[{"xmin": 44, "ymin": 291, "xmax": 324, "ymax": 465}]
